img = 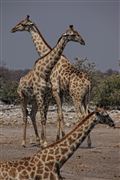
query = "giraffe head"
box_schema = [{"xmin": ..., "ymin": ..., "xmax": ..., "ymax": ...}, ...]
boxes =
[
  {"xmin": 95, "ymin": 107, "xmax": 115, "ymax": 127},
  {"xmin": 62, "ymin": 25, "xmax": 85, "ymax": 45},
  {"xmin": 11, "ymin": 15, "xmax": 34, "ymax": 32}
]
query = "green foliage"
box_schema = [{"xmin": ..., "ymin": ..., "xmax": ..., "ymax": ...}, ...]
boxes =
[
  {"xmin": 0, "ymin": 80, "xmax": 19, "ymax": 104},
  {"xmin": 0, "ymin": 66, "xmax": 26, "ymax": 104},
  {"xmin": 74, "ymin": 57, "xmax": 96, "ymax": 77},
  {"xmin": 92, "ymin": 74, "xmax": 120, "ymax": 108},
  {"xmin": 0, "ymin": 63, "xmax": 119, "ymax": 108}
]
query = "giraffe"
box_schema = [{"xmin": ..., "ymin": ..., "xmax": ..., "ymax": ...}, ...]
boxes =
[
  {"xmin": 13, "ymin": 24, "xmax": 85, "ymax": 147},
  {"xmin": 11, "ymin": 15, "xmax": 92, "ymax": 147},
  {"xmin": 0, "ymin": 108, "xmax": 115, "ymax": 180}
]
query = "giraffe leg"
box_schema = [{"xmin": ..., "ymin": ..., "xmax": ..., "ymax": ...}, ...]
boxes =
[
  {"xmin": 72, "ymin": 96, "xmax": 84, "ymax": 120},
  {"xmin": 21, "ymin": 96, "xmax": 28, "ymax": 147},
  {"xmin": 52, "ymin": 89, "xmax": 65, "ymax": 140},
  {"xmin": 87, "ymin": 134, "xmax": 91, "ymax": 148},
  {"xmin": 36, "ymin": 93, "xmax": 47, "ymax": 147},
  {"xmin": 56, "ymin": 162, "xmax": 64, "ymax": 180},
  {"xmin": 82, "ymin": 94, "xmax": 92, "ymax": 147},
  {"xmin": 29, "ymin": 100, "xmax": 40, "ymax": 145}
]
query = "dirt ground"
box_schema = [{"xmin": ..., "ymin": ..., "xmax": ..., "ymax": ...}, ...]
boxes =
[{"xmin": 0, "ymin": 108, "xmax": 120, "ymax": 180}]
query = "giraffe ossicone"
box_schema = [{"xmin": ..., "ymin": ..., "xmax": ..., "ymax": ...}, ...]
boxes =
[{"xmin": 0, "ymin": 108, "xmax": 115, "ymax": 179}]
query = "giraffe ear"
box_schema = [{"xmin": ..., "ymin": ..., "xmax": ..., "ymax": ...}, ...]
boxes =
[
  {"xmin": 69, "ymin": 25, "xmax": 74, "ymax": 29},
  {"xmin": 63, "ymin": 32, "xmax": 67, "ymax": 36}
]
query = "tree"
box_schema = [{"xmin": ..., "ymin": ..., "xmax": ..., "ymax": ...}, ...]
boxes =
[{"xmin": 92, "ymin": 74, "xmax": 120, "ymax": 108}]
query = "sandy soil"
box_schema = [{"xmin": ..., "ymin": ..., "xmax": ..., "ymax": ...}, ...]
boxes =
[{"xmin": 0, "ymin": 107, "xmax": 120, "ymax": 180}]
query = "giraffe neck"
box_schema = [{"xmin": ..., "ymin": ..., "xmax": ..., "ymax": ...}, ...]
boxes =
[
  {"xmin": 30, "ymin": 25, "xmax": 51, "ymax": 56},
  {"xmin": 44, "ymin": 112, "xmax": 97, "ymax": 169},
  {"xmin": 35, "ymin": 36, "xmax": 68, "ymax": 79}
]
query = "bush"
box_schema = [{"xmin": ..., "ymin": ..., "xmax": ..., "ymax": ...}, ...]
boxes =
[
  {"xmin": 92, "ymin": 74, "xmax": 120, "ymax": 108},
  {"xmin": 0, "ymin": 80, "xmax": 19, "ymax": 104}
]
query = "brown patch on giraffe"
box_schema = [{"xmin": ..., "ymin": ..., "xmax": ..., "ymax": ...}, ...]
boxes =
[
  {"xmin": 35, "ymin": 175, "xmax": 42, "ymax": 179},
  {"xmin": 77, "ymin": 131, "xmax": 83, "ymax": 137},
  {"xmin": 44, "ymin": 58, "xmax": 49, "ymax": 64},
  {"xmin": 9, "ymin": 168, "xmax": 16, "ymax": 177},
  {"xmin": 33, "ymin": 76, "xmax": 36, "ymax": 82},
  {"xmin": 60, "ymin": 140, "xmax": 68, "ymax": 147},
  {"xmin": 21, "ymin": 170, "xmax": 29, "ymax": 179},
  {"xmin": 35, "ymin": 71, "xmax": 39, "ymax": 77},
  {"xmin": 17, "ymin": 166, "xmax": 24, "ymax": 172},
  {"xmin": 68, "ymin": 136, "xmax": 75, "ymax": 144},
  {"xmin": 49, "ymin": 149, "xmax": 54, "ymax": 154},
  {"xmin": 38, "ymin": 45, "xmax": 42, "ymax": 50},
  {"xmin": 27, "ymin": 166, "xmax": 31, "ymax": 171},
  {"xmin": 44, "ymin": 149, "xmax": 48, "ymax": 154},
  {"xmin": 37, "ymin": 161, "xmax": 43, "ymax": 167},
  {"xmin": 47, "ymin": 155, "xmax": 54, "ymax": 161},
  {"xmin": 82, "ymin": 79, "xmax": 85, "ymax": 83},
  {"xmin": 36, "ymin": 168, "xmax": 43, "ymax": 174},
  {"xmin": 3, "ymin": 172, "xmax": 8, "ymax": 177},
  {"xmin": 72, "ymin": 132, "xmax": 77, "ymax": 139},
  {"xmin": 30, "ymin": 171, "xmax": 35, "ymax": 178},
  {"xmin": 44, "ymin": 172, "xmax": 49, "ymax": 179},
  {"xmin": 33, "ymin": 167, "xmax": 36, "ymax": 171},
  {"xmin": 45, "ymin": 167, "xmax": 49, "ymax": 172},
  {"xmin": 40, "ymin": 66, "xmax": 44, "ymax": 72},
  {"xmin": 55, "ymin": 148, "xmax": 59, "ymax": 155},
  {"xmin": 42, "ymin": 154, "xmax": 46, "ymax": 161},
  {"xmin": 24, "ymin": 160, "xmax": 29, "ymax": 166},
  {"xmin": 61, "ymin": 147, "xmax": 68, "ymax": 154},
  {"xmin": 50, "ymin": 172, "xmax": 56, "ymax": 180},
  {"xmin": 46, "ymin": 161, "xmax": 54, "ymax": 171},
  {"xmin": 79, "ymin": 73, "xmax": 83, "ymax": 78},
  {"xmin": 56, "ymin": 155, "xmax": 61, "ymax": 160}
]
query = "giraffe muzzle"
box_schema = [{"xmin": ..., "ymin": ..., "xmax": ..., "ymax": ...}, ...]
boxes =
[
  {"xmin": 11, "ymin": 27, "xmax": 16, "ymax": 33},
  {"xmin": 81, "ymin": 39, "xmax": 85, "ymax": 45}
]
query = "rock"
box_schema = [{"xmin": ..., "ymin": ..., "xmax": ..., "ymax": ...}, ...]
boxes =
[{"xmin": 66, "ymin": 122, "xmax": 71, "ymax": 127}]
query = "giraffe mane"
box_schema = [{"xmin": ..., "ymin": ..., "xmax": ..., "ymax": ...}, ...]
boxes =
[
  {"xmin": 34, "ymin": 23, "xmax": 52, "ymax": 51},
  {"xmin": 43, "ymin": 111, "xmax": 95, "ymax": 149}
]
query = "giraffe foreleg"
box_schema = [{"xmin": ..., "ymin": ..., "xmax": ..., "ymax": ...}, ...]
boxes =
[
  {"xmin": 36, "ymin": 93, "xmax": 47, "ymax": 147},
  {"xmin": 82, "ymin": 91, "xmax": 92, "ymax": 147},
  {"xmin": 52, "ymin": 89, "xmax": 65, "ymax": 140}
]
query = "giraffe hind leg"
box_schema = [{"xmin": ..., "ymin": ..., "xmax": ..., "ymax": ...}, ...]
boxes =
[
  {"xmin": 21, "ymin": 95, "xmax": 28, "ymax": 147},
  {"xmin": 87, "ymin": 134, "xmax": 91, "ymax": 148},
  {"xmin": 29, "ymin": 100, "xmax": 40, "ymax": 145},
  {"xmin": 52, "ymin": 89, "xmax": 65, "ymax": 140}
]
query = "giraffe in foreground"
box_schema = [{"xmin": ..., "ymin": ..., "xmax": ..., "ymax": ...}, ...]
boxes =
[
  {"xmin": 11, "ymin": 16, "xmax": 92, "ymax": 147},
  {"xmin": 0, "ymin": 108, "xmax": 115, "ymax": 180},
  {"xmin": 13, "ymin": 24, "xmax": 85, "ymax": 147}
]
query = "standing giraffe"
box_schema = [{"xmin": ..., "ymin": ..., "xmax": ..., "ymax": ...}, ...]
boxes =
[
  {"xmin": 11, "ymin": 16, "xmax": 92, "ymax": 147},
  {"xmin": 0, "ymin": 108, "xmax": 115, "ymax": 180},
  {"xmin": 12, "ymin": 25, "xmax": 85, "ymax": 147}
]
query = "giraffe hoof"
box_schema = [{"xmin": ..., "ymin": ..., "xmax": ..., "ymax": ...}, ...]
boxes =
[
  {"xmin": 21, "ymin": 140, "xmax": 26, "ymax": 147},
  {"xmin": 21, "ymin": 143, "xmax": 26, "ymax": 148},
  {"xmin": 40, "ymin": 140, "xmax": 47, "ymax": 148},
  {"xmin": 56, "ymin": 134, "xmax": 60, "ymax": 141},
  {"xmin": 62, "ymin": 131, "xmax": 65, "ymax": 137},
  {"xmin": 88, "ymin": 143, "xmax": 92, "ymax": 148},
  {"xmin": 36, "ymin": 138, "xmax": 40, "ymax": 145},
  {"xmin": 43, "ymin": 141, "xmax": 48, "ymax": 147}
]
